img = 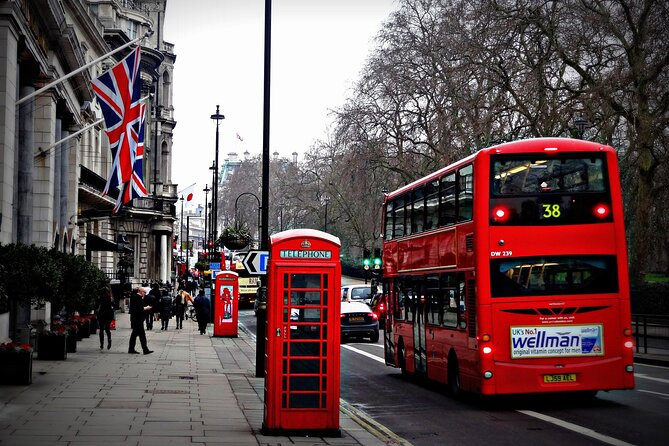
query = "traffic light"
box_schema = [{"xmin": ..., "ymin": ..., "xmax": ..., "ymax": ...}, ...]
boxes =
[
  {"xmin": 362, "ymin": 258, "xmax": 371, "ymax": 270},
  {"xmin": 373, "ymin": 257, "xmax": 382, "ymax": 269}
]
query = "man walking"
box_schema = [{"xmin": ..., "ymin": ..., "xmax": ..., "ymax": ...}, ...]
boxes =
[
  {"xmin": 193, "ymin": 288, "xmax": 210, "ymax": 335},
  {"xmin": 129, "ymin": 287, "xmax": 154, "ymax": 355}
]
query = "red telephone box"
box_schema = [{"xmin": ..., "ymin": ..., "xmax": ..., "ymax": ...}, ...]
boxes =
[
  {"xmin": 263, "ymin": 229, "xmax": 341, "ymax": 436},
  {"xmin": 213, "ymin": 271, "xmax": 239, "ymax": 337}
]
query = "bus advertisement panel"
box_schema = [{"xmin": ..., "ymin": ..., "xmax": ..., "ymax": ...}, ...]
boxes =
[{"xmin": 381, "ymin": 137, "xmax": 634, "ymax": 396}]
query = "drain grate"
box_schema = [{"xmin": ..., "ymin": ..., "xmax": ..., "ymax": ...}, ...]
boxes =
[{"xmin": 151, "ymin": 389, "xmax": 189, "ymax": 394}]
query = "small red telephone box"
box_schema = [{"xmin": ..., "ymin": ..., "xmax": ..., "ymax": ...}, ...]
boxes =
[
  {"xmin": 263, "ymin": 229, "xmax": 341, "ymax": 436},
  {"xmin": 213, "ymin": 271, "xmax": 239, "ymax": 337}
]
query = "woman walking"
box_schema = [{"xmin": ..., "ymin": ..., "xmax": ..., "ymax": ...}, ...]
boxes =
[
  {"xmin": 97, "ymin": 288, "xmax": 115, "ymax": 350},
  {"xmin": 159, "ymin": 289, "xmax": 173, "ymax": 330}
]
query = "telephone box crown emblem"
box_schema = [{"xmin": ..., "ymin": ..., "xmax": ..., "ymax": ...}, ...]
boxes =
[{"xmin": 301, "ymin": 240, "xmax": 312, "ymax": 248}]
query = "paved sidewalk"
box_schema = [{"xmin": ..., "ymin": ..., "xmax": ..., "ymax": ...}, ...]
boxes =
[{"xmin": 0, "ymin": 314, "xmax": 385, "ymax": 446}]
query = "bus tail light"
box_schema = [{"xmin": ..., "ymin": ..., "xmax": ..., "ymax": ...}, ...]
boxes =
[
  {"xmin": 492, "ymin": 206, "xmax": 509, "ymax": 223},
  {"xmin": 593, "ymin": 204, "xmax": 610, "ymax": 219},
  {"xmin": 482, "ymin": 346, "xmax": 492, "ymax": 355},
  {"xmin": 479, "ymin": 333, "xmax": 491, "ymax": 342}
]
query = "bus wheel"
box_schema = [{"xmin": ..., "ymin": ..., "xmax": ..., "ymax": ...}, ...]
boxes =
[
  {"xmin": 398, "ymin": 343, "xmax": 408, "ymax": 375},
  {"xmin": 447, "ymin": 354, "xmax": 461, "ymax": 397}
]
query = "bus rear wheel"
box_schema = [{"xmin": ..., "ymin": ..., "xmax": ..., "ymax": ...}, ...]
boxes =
[{"xmin": 447, "ymin": 355, "xmax": 461, "ymax": 397}]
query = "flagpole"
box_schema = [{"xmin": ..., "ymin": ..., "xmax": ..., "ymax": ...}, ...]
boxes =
[
  {"xmin": 16, "ymin": 31, "xmax": 153, "ymax": 106},
  {"xmin": 36, "ymin": 119, "xmax": 104, "ymax": 156}
]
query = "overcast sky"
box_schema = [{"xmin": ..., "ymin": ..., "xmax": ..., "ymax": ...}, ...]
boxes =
[{"xmin": 163, "ymin": 0, "xmax": 397, "ymax": 204}]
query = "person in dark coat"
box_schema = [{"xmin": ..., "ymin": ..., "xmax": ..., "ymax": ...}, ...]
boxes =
[
  {"xmin": 97, "ymin": 288, "xmax": 115, "ymax": 350},
  {"xmin": 159, "ymin": 290, "xmax": 173, "ymax": 330},
  {"xmin": 144, "ymin": 284, "xmax": 159, "ymax": 330},
  {"xmin": 174, "ymin": 290, "xmax": 187, "ymax": 329},
  {"xmin": 128, "ymin": 287, "xmax": 153, "ymax": 355},
  {"xmin": 193, "ymin": 288, "xmax": 210, "ymax": 335}
]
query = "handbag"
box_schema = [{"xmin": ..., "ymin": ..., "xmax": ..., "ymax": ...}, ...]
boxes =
[{"xmin": 110, "ymin": 319, "xmax": 116, "ymax": 330}]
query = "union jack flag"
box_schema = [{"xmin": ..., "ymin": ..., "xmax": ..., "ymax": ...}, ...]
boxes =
[{"xmin": 91, "ymin": 46, "xmax": 147, "ymax": 213}]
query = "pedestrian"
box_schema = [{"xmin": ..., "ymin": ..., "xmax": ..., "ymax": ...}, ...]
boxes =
[
  {"xmin": 174, "ymin": 290, "xmax": 188, "ymax": 329},
  {"xmin": 97, "ymin": 288, "xmax": 115, "ymax": 350},
  {"xmin": 144, "ymin": 284, "xmax": 159, "ymax": 330},
  {"xmin": 193, "ymin": 288, "xmax": 210, "ymax": 335},
  {"xmin": 128, "ymin": 287, "xmax": 154, "ymax": 355},
  {"xmin": 159, "ymin": 289, "xmax": 173, "ymax": 330}
]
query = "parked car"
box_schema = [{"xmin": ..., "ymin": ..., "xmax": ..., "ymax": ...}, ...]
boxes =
[
  {"xmin": 340, "ymin": 301, "xmax": 379, "ymax": 343},
  {"xmin": 341, "ymin": 284, "xmax": 378, "ymax": 304},
  {"xmin": 369, "ymin": 292, "xmax": 387, "ymax": 326}
]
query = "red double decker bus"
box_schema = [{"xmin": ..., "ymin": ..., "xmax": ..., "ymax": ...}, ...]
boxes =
[{"xmin": 382, "ymin": 137, "xmax": 635, "ymax": 396}]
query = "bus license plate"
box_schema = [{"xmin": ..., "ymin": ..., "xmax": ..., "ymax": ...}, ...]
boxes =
[{"xmin": 543, "ymin": 373, "xmax": 576, "ymax": 383}]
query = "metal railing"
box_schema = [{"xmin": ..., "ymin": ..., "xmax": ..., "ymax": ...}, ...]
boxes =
[{"xmin": 632, "ymin": 314, "xmax": 669, "ymax": 355}]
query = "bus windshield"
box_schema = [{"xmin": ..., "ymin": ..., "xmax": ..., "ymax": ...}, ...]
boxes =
[
  {"xmin": 492, "ymin": 154, "xmax": 606, "ymax": 195},
  {"xmin": 490, "ymin": 255, "xmax": 618, "ymax": 297},
  {"xmin": 490, "ymin": 154, "xmax": 612, "ymax": 225}
]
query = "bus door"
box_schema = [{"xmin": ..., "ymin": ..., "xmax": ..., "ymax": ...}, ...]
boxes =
[
  {"xmin": 412, "ymin": 281, "xmax": 427, "ymax": 377},
  {"xmin": 383, "ymin": 280, "xmax": 395, "ymax": 366}
]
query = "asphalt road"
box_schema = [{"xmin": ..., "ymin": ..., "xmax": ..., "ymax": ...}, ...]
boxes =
[{"xmin": 240, "ymin": 309, "xmax": 669, "ymax": 446}]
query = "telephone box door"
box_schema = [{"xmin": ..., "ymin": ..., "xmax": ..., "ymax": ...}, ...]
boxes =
[
  {"xmin": 213, "ymin": 271, "xmax": 239, "ymax": 337},
  {"xmin": 263, "ymin": 229, "xmax": 341, "ymax": 436}
]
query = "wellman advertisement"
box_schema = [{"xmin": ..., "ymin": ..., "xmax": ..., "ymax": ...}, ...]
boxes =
[{"xmin": 510, "ymin": 324, "xmax": 604, "ymax": 359}]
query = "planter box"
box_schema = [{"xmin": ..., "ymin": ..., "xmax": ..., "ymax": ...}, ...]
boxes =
[
  {"xmin": 66, "ymin": 332, "xmax": 77, "ymax": 353},
  {"xmin": 37, "ymin": 334, "xmax": 67, "ymax": 360},
  {"xmin": 0, "ymin": 351, "xmax": 33, "ymax": 385},
  {"xmin": 76, "ymin": 320, "xmax": 90, "ymax": 340}
]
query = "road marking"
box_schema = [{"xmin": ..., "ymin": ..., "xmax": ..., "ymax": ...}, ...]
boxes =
[
  {"xmin": 342, "ymin": 344, "xmax": 385, "ymax": 364},
  {"xmin": 637, "ymin": 389, "xmax": 669, "ymax": 398},
  {"xmin": 518, "ymin": 410, "xmax": 635, "ymax": 446},
  {"xmin": 340, "ymin": 399, "xmax": 413, "ymax": 446},
  {"xmin": 634, "ymin": 373, "xmax": 669, "ymax": 384}
]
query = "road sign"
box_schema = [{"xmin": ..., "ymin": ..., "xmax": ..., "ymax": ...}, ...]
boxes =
[{"xmin": 243, "ymin": 250, "xmax": 269, "ymax": 275}]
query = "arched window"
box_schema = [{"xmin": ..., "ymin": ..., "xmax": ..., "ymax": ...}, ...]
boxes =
[{"xmin": 162, "ymin": 71, "xmax": 171, "ymax": 107}]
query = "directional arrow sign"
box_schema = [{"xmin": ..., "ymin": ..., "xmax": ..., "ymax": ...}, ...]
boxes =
[{"xmin": 242, "ymin": 250, "xmax": 269, "ymax": 275}]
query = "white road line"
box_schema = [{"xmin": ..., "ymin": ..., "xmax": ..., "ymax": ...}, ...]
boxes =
[
  {"xmin": 342, "ymin": 344, "xmax": 385, "ymax": 363},
  {"xmin": 634, "ymin": 373, "xmax": 669, "ymax": 384},
  {"xmin": 517, "ymin": 410, "xmax": 635, "ymax": 446},
  {"xmin": 637, "ymin": 389, "xmax": 669, "ymax": 398}
]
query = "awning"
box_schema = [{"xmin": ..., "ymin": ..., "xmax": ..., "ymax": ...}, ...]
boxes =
[{"xmin": 85, "ymin": 232, "xmax": 132, "ymax": 261}]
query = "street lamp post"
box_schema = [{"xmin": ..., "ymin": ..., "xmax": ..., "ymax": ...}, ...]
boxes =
[
  {"xmin": 203, "ymin": 184, "xmax": 210, "ymax": 254},
  {"xmin": 210, "ymin": 105, "xmax": 225, "ymax": 253},
  {"xmin": 574, "ymin": 115, "xmax": 588, "ymax": 139},
  {"xmin": 179, "ymin": 195, "xmax": 184, "ymax": 262}
]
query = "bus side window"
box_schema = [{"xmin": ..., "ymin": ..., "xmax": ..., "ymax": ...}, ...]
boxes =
[
  {"xmin": 412, "ymin": 188, "xmax": 425, "ymax": 234},
  {"xmin": 425, "ymin": 180, "xmax": 439, "ymax": 230},
  {"xmin": 458, "ymin": 165, "xmax": 473, "ymax": 222},
  {"xmin": 394, "ymin": 197, "xmax": 405, "ymax": 238},
  {"xmin": 440, "ymin": 173, "xmax": 456, "ymax": 226}
]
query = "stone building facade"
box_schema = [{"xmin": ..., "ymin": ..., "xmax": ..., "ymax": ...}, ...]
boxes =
[{"xmin": 0, "ymin": 0, "xmax": 177, "ymax": 336}]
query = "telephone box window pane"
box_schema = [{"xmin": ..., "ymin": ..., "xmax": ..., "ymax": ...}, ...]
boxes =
[
  {"xmin": 290, "ymin": 341, "xmax": 320, "ymax": 356},
  {"xmin": 291, "ymin": 325, "xmax": 321, "ymax": 339},
  {"xmin": 290, "ymin": 376, "xmax": 320, "ymax": 391},
  {"xmin": 283, "ymin": 291, "xmax": 288, "ymax": 305},
  {"xmin": 323, "ymin": 291, "xmax": 328, "ymax": 306},
  {"xmin": 322, "ymin": 359, "xmax": 327, "ymax": 373},
  {"xmin": 282, "ymin": 376, "xmax": 287, "ymax": 390},
  {"xmin": 282, "ymin": 394, "xmax": 287, "ymax": 408},
  {"xmin": 283, "ymin": 308, "xmax": 289, "ymax": 323},
  {"xmin": 291, "ymin": 274, "xmax": 321, "ymax": 288},
  {"xmin": 291, "ymin": 291, "xmax": 321, "ymax": 305},
  {"xmin": 284, "ymin": 274, "xmax": 289, "ymax": 287},
  {"xmin": 290, "ymin": 359, "xmax": 320, "ymax": 374},
  {"xmin": 282, "ymin": 359, "xmax": 288, "ymax": 373},
  {"xmin": 283, "ymin": 343, "xmax": 287, "ymax": 355},
  {"xmin": 289, "ymin": 394, "xmax": 320, "ymax": 408},
  {"xmin": 323, "ymin": 274, "xmax": 328, "ymax": 288},
  {"xmin": 322, "ymin": 342, "xmax": 327, "ymax": 355},
  {"xmin": 322, "ymin": 394, "xmax": 327, "ymax": 407},
  {"xmin": 322, "ymin": 376, "xmax": 327, "ymax": 390}
]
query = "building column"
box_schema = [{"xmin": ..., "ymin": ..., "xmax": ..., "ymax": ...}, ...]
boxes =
[
  {"xmin": 53, "ymin": 118, "xmax": 61, "ymax": 248},
  {"xmin": 0, "ymin": 23, "xmax": 18, "ymax": 244},
  {"xmin": 17, "ymin": 85, "xmax": 34, "ymax": 245},
  {"xmin": 60, "ymin": 129, "xmax": 69, "ymax": 251},
  {"xmin": 160, "ymin": 233, "xmax": 168, "ymax": 282}
]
